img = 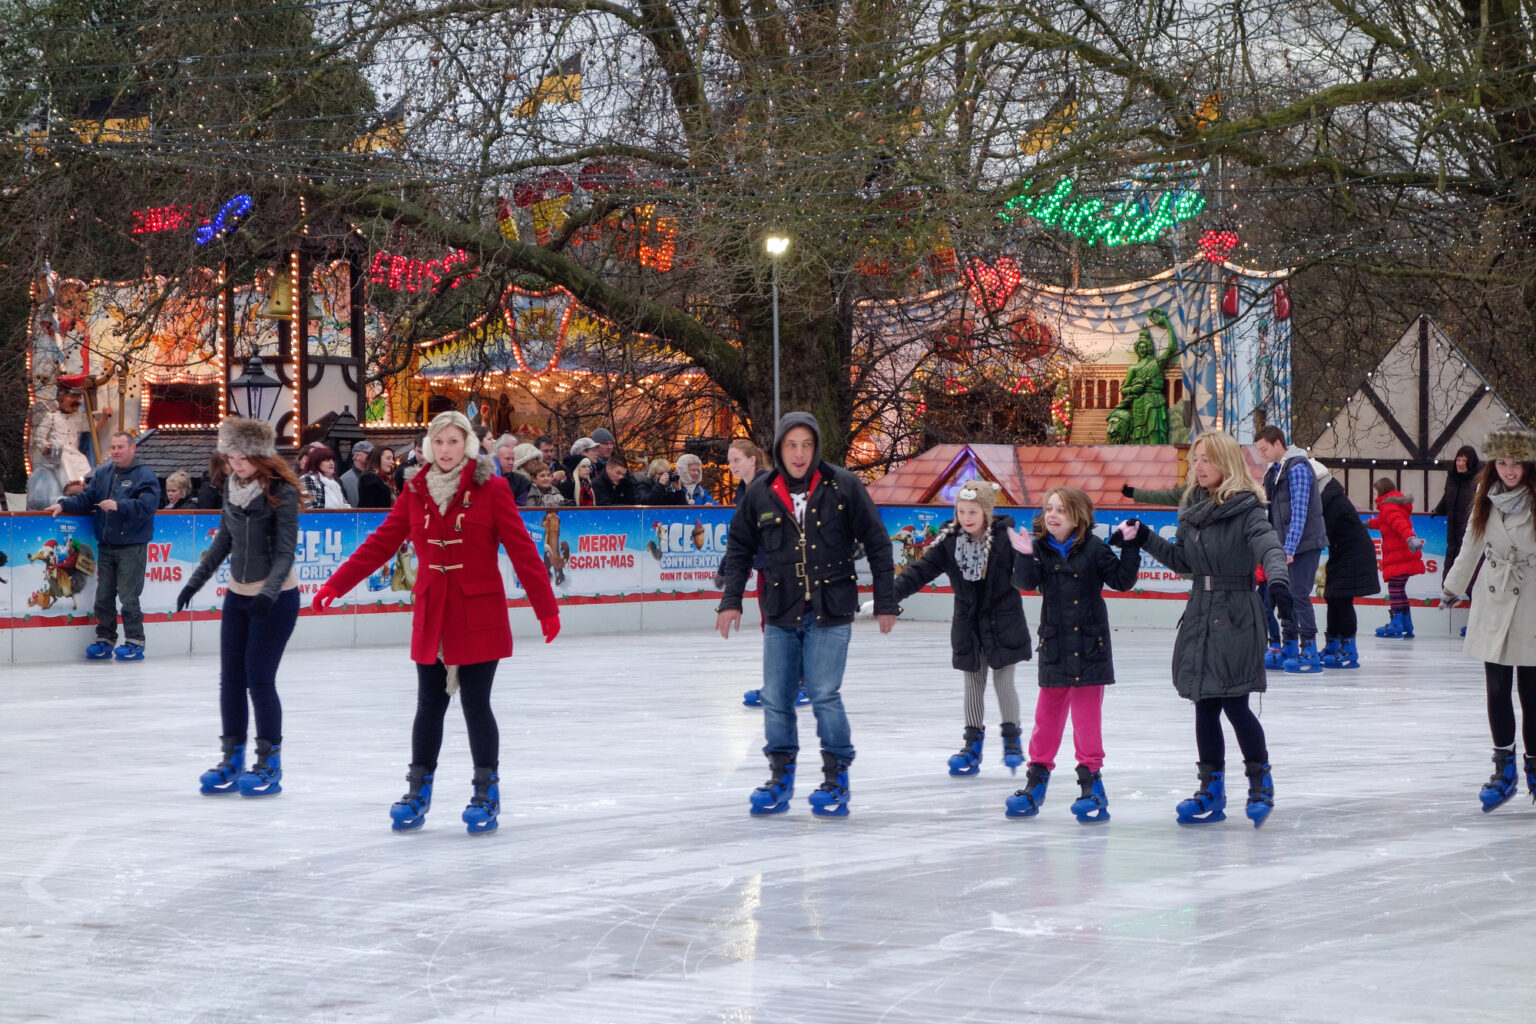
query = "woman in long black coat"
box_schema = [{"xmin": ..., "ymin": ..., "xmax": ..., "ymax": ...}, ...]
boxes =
[
  {"xmin": 1433, "ymin": 445, "xmax": 1481, "ymax": 584},
  {"xmin": 1318, "ymin": 473, "xmax": 1381, "ymax": 669}
]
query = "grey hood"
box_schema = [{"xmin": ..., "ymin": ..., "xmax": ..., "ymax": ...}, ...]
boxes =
[{"xmin": 772, "ymin": 411, "xmax": 821, "ymax": 482}]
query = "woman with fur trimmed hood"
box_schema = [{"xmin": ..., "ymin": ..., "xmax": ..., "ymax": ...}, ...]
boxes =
[
  {"xmin": 314, "ymin": 411, "xmax": 561, "ymax": 835},
  {"xmin": 177, "ymin": 418, "xmax": 304, "ymax": 799},
  {"xmin": 1441, "ymin": 426, "xmax": 1536, "ymax": 812}
]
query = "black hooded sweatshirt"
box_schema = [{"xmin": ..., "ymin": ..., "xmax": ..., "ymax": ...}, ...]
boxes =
[{"xmin": 717, "ymin": 412, "xmax": 897, "ymax": 627}]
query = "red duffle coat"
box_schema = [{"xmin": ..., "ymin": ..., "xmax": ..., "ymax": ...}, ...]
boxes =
[
  {"xmin": 1367, "ymin": 491, "xmax": 1426, "ymax": 580},
  {"xmin": 325, "ymin": 455, "xmax": 559, "ymax": 665}
]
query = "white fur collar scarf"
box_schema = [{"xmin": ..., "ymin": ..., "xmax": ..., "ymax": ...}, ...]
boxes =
[{"xmin": 423, "ymin": 454, "xmax": 496, "ymax": 514}]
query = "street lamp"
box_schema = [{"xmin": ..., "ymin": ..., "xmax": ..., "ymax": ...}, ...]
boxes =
[
  {"xmin": 765, "ymin": 233, "xmax": 790, "ymax": 424},
  {"xmin": 228, "ymin": 355, "xmax": 283, "ymax": 422}
]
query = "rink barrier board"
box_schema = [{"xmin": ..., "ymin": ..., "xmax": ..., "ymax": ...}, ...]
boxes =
[{"xmin": 0, "ymin": 505, "xmax": 1466, "ymax": 663}]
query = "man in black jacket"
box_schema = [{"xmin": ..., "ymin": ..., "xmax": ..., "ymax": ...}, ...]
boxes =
[
  {"xmin": 592, "ymin": 453, "xmax": 640, "ymax": 505},
  {"xmin": 715, "ymin": 412, "xmax": 898, "ymax": 818}
]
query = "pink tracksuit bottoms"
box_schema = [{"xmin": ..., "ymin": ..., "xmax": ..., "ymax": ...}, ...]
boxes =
[{"xmin": 1027, "ymin": 685, "xmax": 1106, "ymax": 771}]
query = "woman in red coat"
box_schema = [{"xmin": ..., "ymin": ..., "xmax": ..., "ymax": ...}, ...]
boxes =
[
  {"xmin": 1367, "ymin": 478, "xmax": 1426, "ymax": 639},
  {"xmin": 314, "ymin": 411, "xmax": 560, "ymax": 834}
]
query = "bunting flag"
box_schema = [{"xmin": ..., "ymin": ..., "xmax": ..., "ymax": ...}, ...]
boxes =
[
  {"xmin": 1019, "ymin": 82, "xmax": 1077, "ymax": 156},
  {"xmin": 1194, "ymin": 90, "xmax": 1221, "ymax": 132},
  {"xmin": 515, "ymin": 54, "xmax": 583, "ymax": 118}
]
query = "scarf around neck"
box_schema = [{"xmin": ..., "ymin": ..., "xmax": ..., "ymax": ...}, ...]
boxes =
[
  {"xmin": 425, "ymin": 459, "xmax": 468, "ymax": 513},
  {"xmin": 227, "ymin": 475, "xmax": 263, "ymax": 509},
  {"xmin": 955, "ymin": 528, "xmax": 989, "ymax": 581},
  {"xmin": 1489, "ymin": 484, "xmax": 1532, "ymax": 518}
]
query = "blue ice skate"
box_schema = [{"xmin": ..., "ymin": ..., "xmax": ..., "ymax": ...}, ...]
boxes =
[
  {"xmin": 807, "ymin": 752, "xmax": 850, "ymax": 818},
  {"xmin": 750, "ymin": 755, "xmax": 795, "ymax": 816},
  {"xmin": 1176, "ymin": 764, "xmax": 1226, "ymax": 825},
  {"xmin": 114, "ymin": 642, "xmax": 145, "ymax": 661},
  {"xmin": 947, "ymin": 726, "xmax": 984, "ymax": 777},
  {"xmin": 463, "ymin": 767, "xmax": 500, "ymax": 834},
  {"xmin": 1243, "ymin": 760, "xmax": 1274, "ymax": 828},
  {"xmin": 1070, "ymin": 765, "xmax": 1110, "ymax": 823},
  {"xmin": 86, "ymin": 639, "xmax": 114, "ymax": 660},
  {"xmin": 1005, "ymin": 763, "xmax": 1050, "ymax": 818},
  {"xmin": 1480, "ymin": 749, "xmax": 1518, "ymax": 813},
  {"xmin": 1318, "ymin": 637, "xmax": 1343, "ymax": 668},
  {"xmin": 1284, "ymin": 638, "xmax": 1324, "ymax": 674},
  {"xmin": 1000, "ymin": 722, "xmax": 1024, "ymax": 774},
  {"xmin": 237, "ymin": 739, "xmax": 282, "ymax": 796},
  {"xmin": 390, "ymin": 764, "xmax": 434, "ymax": 832},
  {"xmin": 199, "ymin": 737, "xmax": 245, "ymax": 794}
]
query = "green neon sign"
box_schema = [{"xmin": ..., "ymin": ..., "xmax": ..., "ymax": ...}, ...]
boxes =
[{"xmin": 999, "ymin": 177, "xmax": 1206, "ymax": 246}]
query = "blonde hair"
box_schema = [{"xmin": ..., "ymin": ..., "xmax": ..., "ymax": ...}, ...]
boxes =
[
  {"xmin": 1185, "ymin": 431, "xmax": 1265, "ymax": 506},
  {"xmin": 166, "ymin": 470, "xmax": 192, "ymax": 496},
  {"xmin": 1032, "ymin": 486, "xmax": 1094, "ymax": 545},
  {"xmin": 647, "ymin": 457, "xmax": 673, "ymax": 479}
]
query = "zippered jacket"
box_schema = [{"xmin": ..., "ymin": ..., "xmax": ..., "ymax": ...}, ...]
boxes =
[{"xmin": 185, "ymin": 480, "xmax": 300, "ymax": 604}]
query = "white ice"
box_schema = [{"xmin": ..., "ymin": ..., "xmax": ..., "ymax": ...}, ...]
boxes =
[{"xmin": 3, "ymin": 621, "xmax": 1534, "ymax": 1023}]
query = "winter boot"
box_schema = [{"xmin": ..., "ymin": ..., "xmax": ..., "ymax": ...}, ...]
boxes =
[
  {"xmin": 1279, "ymin": 638, "xmax": 1301, "ymax": 672},
  {"xmin": 1375, "ymin": 612, "xmax": 1404, "ymax": 638},
  {"xmin": 199, "ymin": 736, "xmax": 245, "ymax": 794},
  {"xmin": 1336, "ymin": 637, "xmax": 1361, "ymax": 669},
  {"xmin": 749, "ymin": 753, "xmax": 795, "ymax": 816},
  {"xmin": 462, "ymin": 766, "xmax": 501, "ymax": 834},
  {"xmin": 1398, "ymin": 609, "xmax": 1415, "ymax": 638},
  {"xmin": 1175, "ymin": 763, "xmax": 1227, "ymax": 825},
  {"xmin": 1243, "ymin": 760, "xmax": 1274, "ymax": 828},
  {"xmin": 1070, "ymin": 764, "xmax": 1110, "ymax": 823},
  {"xmin": 1318, "ymin": 637, "xmax": 1343, "ymax": 668},
  {"xmin": 947, "ymin": 725, "xmax": 985, "ymax": 777},
  {"xmin": 1000, "ymin": 722, "xmax": 1025, "ymax": 774},
  {"xmin": 1005, "ymin": 763, "xmax": 1050, "ymax": 818},
  {"xmin": 1285, "ymin": 638, "xmax": 1324, "ymax": 674},
  {"xmin": 1526, "ymin": 753, "xmax": 1536, "ymax": 804},
  {"xmin": 390, "ymin": 764, "xmax": 434, "ymax": 832},
  {"xmin": 237, "ymin": 739, "xmax": 282, "ymax": 796},
  {"xmin": 1264, "ymin": 641, "xmax": 1285, "ymax": 670},
  {"xmin": 807, "ymin": 751, "xmax": 850, "ymax": 817},
  {"xmin": 1480, "ymin": 748, "xmax": 1518, "ymax": 813}
]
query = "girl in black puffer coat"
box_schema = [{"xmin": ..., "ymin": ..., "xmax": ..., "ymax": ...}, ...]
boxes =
[
  {"xmin": 892, "ymin": 479, "xmax": 1032, "ymax": 779},
  {"xmin": 1004, "ymin": 486, "xmax": 1142, "ymax": 823}
]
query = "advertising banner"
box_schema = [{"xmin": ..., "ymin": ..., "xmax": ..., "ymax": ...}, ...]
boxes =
[
  {"xmin": 0, "ymin": 502, "xmax": 1460, "ymax": 627},
  {"xmin": 637, "ymin": 507, "xmax": 734, "ymax": 594}
]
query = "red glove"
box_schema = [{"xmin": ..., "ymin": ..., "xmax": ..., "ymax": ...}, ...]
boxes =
[
  {"xmin": 312, "ymin": 584, "xmax": 340, "ymax": 613},
  {"xmin": 541, "ymin": 615, "xmax": 561, "ymax": 644}
]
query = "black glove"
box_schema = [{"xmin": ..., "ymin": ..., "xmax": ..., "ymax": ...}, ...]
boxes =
[
  {"xmin": 249, "ymin": 593, "xmax": 274, "ymax": 620},
  {"xmin": 1121, "ymin": 484, "xmax": 1136, "ymax": 500},
  {"xmin": 175, "ymin": 585, "xmax": 196, "ymax": 614},
  {"xmin": 1269, "ymin": 582, "xmax": 1295, "ymax": 622}
]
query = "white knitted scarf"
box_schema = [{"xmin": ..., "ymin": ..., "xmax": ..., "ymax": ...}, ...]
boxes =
[{"xmin": 227, "ymin": 475, "xmax": 263, "ymax": 509}]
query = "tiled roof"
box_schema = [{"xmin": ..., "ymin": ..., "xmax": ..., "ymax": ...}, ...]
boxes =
[
  {"xmin": 131, "ymin": 429, "xmax": 221, "ymax": 480},
  {"xmin": 867, "ymin": 444, "xmax": 1189, "ymax": 509}
]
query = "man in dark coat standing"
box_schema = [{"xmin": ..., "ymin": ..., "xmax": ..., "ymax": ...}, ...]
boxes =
[
  {"xmin": 716, "ymin": 412, "xmax": 897, "ymax": 818},
  {"xmin": 1316, "ymin": 469, "xmax": 1380, "ymax": 668}
]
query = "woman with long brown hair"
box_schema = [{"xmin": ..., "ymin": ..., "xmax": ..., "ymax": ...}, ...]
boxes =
[
  {"xmin": 177, "ymin": 418, "xmax": 304, "ymax": 798},
  {"xmin": 1441, "ymin": 426, "xmax": 1536, "ymax": 812}
]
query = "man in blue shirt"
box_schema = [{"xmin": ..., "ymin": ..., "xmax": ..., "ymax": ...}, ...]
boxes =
[
  {"xmin": 46, "ymin": 432, "xmax": 160, "ymax": 661},
  {"xmin": 1254, "ymin": 426, "xmax": 1327, "ymax": 673}
]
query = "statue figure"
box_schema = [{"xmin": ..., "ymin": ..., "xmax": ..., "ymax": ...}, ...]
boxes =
[
  {"xmin": 1106, "ymin": 307, "xmax": 1181, "ymax": 445},
  {"xmin": 26, "ymin": 374, "xmax": 110, "ymax": 509}
]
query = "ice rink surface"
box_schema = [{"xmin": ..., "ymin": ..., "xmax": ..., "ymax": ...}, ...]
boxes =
[{"xmin": 4, "ymin": 619, "xmax": 1534, "ymax": 1024}]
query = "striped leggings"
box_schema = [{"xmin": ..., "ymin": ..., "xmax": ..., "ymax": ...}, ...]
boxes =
[
  {"xmin": 962, "ymin": 664, "xmax": 1021, "ymax": 728},
  {"xmin": 1386, "ymin": 575, "xmax": 1410, "ymax": 614}
]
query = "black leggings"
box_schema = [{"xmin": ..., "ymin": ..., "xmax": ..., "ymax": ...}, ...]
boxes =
[
  {"xmin": 1325, "ymin": 596, "xmax": 1357, "ymax": 640},
  {"xmin": 1194, "ymin": 695, "xmax": 1268, "ymax": 768},
  {"xmin": 412, "ymin": 660, "xmax": 500, "ymax": 770},
  {"xmin": 1485, "ymin": 663, "xmax": 1536, "ymax": 750}
]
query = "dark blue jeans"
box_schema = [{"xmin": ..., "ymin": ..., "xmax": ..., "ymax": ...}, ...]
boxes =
[
  {"xmin": 94, "ymin": 542, "xmax": 146, "ymax": 644},
  {"xmin": 1280, "ymin": 547, "xmax": 1322, "ymax": 641},
  {"xmin": 761, "ymin": 608, "xmax": 854, "ymax": 761},
  {"xmin": 219, "ymin": 589, "xmax": 299, "ymax": 742}
]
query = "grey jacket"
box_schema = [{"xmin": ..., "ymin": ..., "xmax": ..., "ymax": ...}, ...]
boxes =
[
  {"xmin": 1141, "ymin": 489, "xmax": 1289, "ymax": 701},
  {"xmin": 185, "ymin": 481, "xmax": 300, "ymax": 603}
]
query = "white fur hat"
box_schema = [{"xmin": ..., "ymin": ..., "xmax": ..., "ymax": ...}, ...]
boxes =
[
  {"xmin": 512, "ymin": 442, "xmax": 542, "ymax": 471},
  {"xmin": 217, "ymin": 417, "xmax": 277, "ymax": 458}
]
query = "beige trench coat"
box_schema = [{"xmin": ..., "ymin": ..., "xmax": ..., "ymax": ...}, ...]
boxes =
[{"xmin": 1445, "ymin": 502, "xmax": 1536, "ymax": 666}]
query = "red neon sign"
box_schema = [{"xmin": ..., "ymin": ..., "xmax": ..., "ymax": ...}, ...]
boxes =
[
  {"xmin": 131, "ymin": 205, "xmax": 194, "ymax": 234},
  {"xmin": 367, "ymin": 249, "xmax": 477, "ymax": 293}
]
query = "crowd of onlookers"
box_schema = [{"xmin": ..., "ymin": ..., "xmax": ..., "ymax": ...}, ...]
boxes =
[{"xmin": 164, "ymin": 424, "xmax": 740, "ymax": 511}]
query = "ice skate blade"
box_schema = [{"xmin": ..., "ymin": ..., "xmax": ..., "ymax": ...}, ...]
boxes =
[
  {"xmin": 199, "ymin": 781, "xmax": 238, "ymax": 795},
  {"xmin": 464, "ymin": 820, "xmax": 499, "ymax": 834},
  {"xmin": 947, "ymin": 764, "xmax": 980, "ymax": 777},
  {"xmin": 749, "ymin": 801, "xmax": 791, "ymax": 816},
  {"xmin": 1004, "ymin": 800, "xmax": 1042, "ymax": 819},
  {"xmin": 391, "ymin": 818, "xmax": 426, "ymax": 832},
  {"xmin": 1073, "ymin": 810, "xmax": 1110, "ymax": 823},
  {"xmin": 1480, "ymin": 791, "xmax": 1516, "ymax": 813},
  {"xmin": 238, "ymin": 783, "xmax": 282, "ymax": 797},
  {"xmin": 1176, "ymin": 810, "xmax": 1227, "ymax": 825},
  {"xmin": 809, "ymin": 803, "xmax": 849, "ymax": 818}
]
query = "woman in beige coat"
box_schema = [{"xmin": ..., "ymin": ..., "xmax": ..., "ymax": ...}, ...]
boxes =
[{"xmin": 1442, "ymin": 426, "xmax": 1536, "ymax": 812}]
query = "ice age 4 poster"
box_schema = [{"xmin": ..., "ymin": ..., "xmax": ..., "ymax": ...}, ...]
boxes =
[
  {"xmin": 638, "ymin": 508, "xmax": 733, "ymax": 593},
  {"xmin": 519, "ymin": 508, "xmax": 642, "ymax": 598},
  {"xmin": 346, "ymin": 510, "xmax": 414, "ymax": 607}
]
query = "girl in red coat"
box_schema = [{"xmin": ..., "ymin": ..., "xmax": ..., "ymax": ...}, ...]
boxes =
[
  {"xmin": 1368, "ymin": 478, "xmax": 1426, "ymax": 639},
  {"xmin": 314, "ymin": 411, "xmax": 560, "ymax": 834}
]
